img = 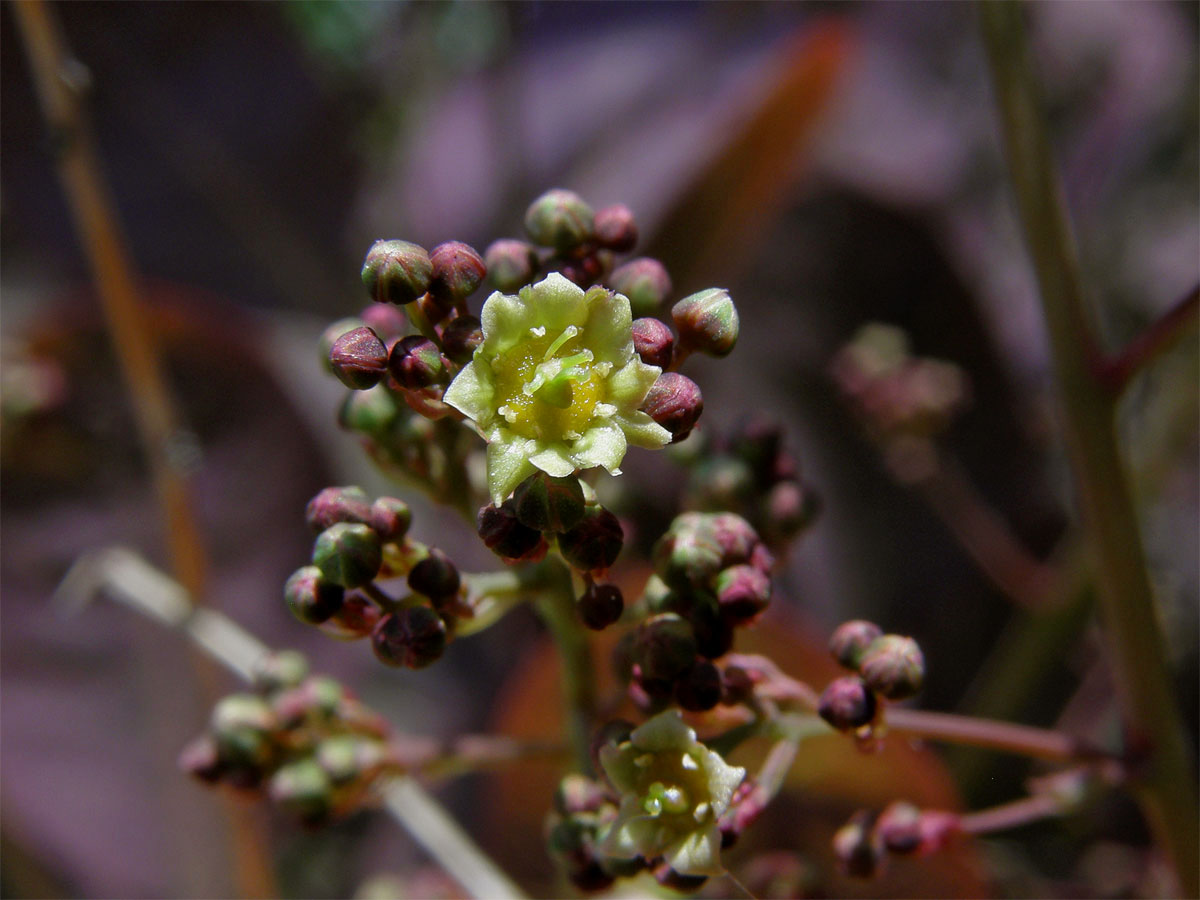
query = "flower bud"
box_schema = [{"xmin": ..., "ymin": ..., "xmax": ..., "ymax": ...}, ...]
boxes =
[
  {"xmin": 875, "ymin": 801, "xmax": 922, "ymax": 854},
  {"xmin": 388, "ymin": 335, "xmax": 447, "ymax": 390},
  {"xmin": 653, "ymin": 529, "xmax": 723, "ymax": 591},
  {"xmin": 370, "ymin": 496, "xmax": 412, "ymax": 543},
  {"xmin": 608, "ymin": 258, "xmax": 672, "ymax": 319},
  {"xmin": 284, "ymin": 566, "xmax": 345, "ymax": 624},
  {"xmin": 640, "ymin": 373, "xmax": 703, "ymax": 443},
  {"xmin": 477, "ymin": 502, "xmax": 546, "ymax": 563},
  {"xmin": 252, "ymin": 649, "xmax": 310, "ymax": 693},
  {"xmin": 859, "ymin": 635, "xmax": 925, "ymax": 700},
  {"xmin": 630, "ymin": 317, "xmax": 675, "ymax": 369},
  {"xmin": 371, "ymin": 605, "xmax": 447, "ymax": 669},
  {"xmin": 320, "ymin": 317, "xmax": 366, "ymax": 372},
  {"xmin": 305, "ymin": 485, "xmax": 372, "ymax": 534},
  {"xmin": 818, "ymin": 676, "xmax": 877, "ymax": 731},
  {"xmin": 269, "ymin": 757, "xmax": 333, "ymax": 825},
  {"xmin": 828, "ymin": 620, "xmax": 884, "ymax": 671},
  {"xmin": 359, "ymin": 302, "xmax": 408, "ymax": 340},
  {"xmin": 708, "ymin": 513, "xmax": 762, "ymax": 568},
  {"xmin": 689, "ymin": 457, "xmax": 755, "ymax": 509},
  {"xmin": 833, "ymin": 811, "xmax": 884, "ymax": 878},
  {"xmin": 178, "ymin": 734, "xmax": 223, "ymax": 783},
  {"xmin": 672, "ymin": 288, "xmax": 739, "ymax": 357},
  {"xmin": 312, "ymin": 522, "xmax": 383, "ymax": 588},
  {"xmin": 765, "ymin": 480, "xmax": 820, "ymax": 542},
  {"xmin": 720, "ymin": 665, "xmax": 755, "ymax": 706},
  {"xmin": 484, "ymin": 239, "xmax": 539, "ymax": 292},
  {"xmin": 316, "ymin": 734, "xmax": 385, "ymax": 785},
  {"xmin": 329, "ymin": 326, "xmax": 388, "ymax": 390},
  {"xmin": 429, "ymin": 241, "xmax": 486, "ymax": 304},
  {"xmin": 211, "ymin": 694, "xmax": 276, "ymax": 767},
  {"xmin": 687, "ymin": 595, "xmax": 735, "ymax": 659},
  {"xmin": 513, "ymin": 472, "xmax": 586, "ymax": 534},
  {"xmin": 557, "ymin": 506, "xmax": 623, "ymax": 572},
  {"xmin": 407, "ymin": 548, "xmax": 461, "ymax": 601},
  {"xmin": 524, "ymin": 189, "xmax": 595, "ymax": 252},
  {"xmin": 339, "ymin": 383, "xmax": 399, "ymax": 436},
  {"xmin": 593, "ymin": 203, "xmax": 638, "ymax": 252},
  {"xmin": 578, "ymin": 581, "xmax": 623, "ymax": 631},
  {"xmin": 442, "ymin": 315, "xmax": 483, "ymax": 364},
  {"xmin": 635, "ymin": 613, "xmax": 697, "ymax": 682},
  {"xmin": 362, "ymin": 239, "xmax": 432, "ymax": 305},
  {"xmin": 713, "ymin": 564, "xmax": 771, "ymax": 624},
  {"xmin": 557, "ymin": 252, "xmax": 604, "ymax": 288},
  {"xmin": 318, "ymin": 593, "xmax": 382, "ymax": 640},
  {"xmin": 675, "ymin": 659, "xmax": 722, "ymax": 711}
]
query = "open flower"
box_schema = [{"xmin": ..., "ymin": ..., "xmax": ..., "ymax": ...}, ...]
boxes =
[
  {"xmin": 598, "ymin": 710, "xmax": 745, "ymax": 877},
  {"xmin": 444, "ymin": 273, "xmax": 671, "ymax": 503}
]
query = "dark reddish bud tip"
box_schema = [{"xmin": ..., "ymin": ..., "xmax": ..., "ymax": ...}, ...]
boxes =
[
  {"xmin": 578, "ymin": 581, "xmax": 624, "ymax": 631},
  {"xmin": 408, "ymin": 548, "xmax": 461, "ymax": 601},
  {"xmin": 557, "ymin": 506, "xmax": 623, "ymax": 573},
  {"xmin": 484, "ymin": 239, "xmax": 539, "ymax": 292},
  {"xmin": 312, "ymin": 522, "xmax": 383, "ymax": 588},
  {"xmin": 284, "ymin": 566, "xmax": 345, "ymax": 625},
  {"xmin": 442, "ymin": 315, "xmax": 483, "ymax": 364},
  {"xmin": 362, "ymin": 239, "xmax": 432, "ymax": 305},
  {"xmin": 524, "ymin": 189, "xmax": 595, "ymax": 252},
  {"xmin": 635, "ymin": 613, "xmax": 697, "ymax": 682},
  {"xmin": 359, "ymin": 303, "xmax": 408, "ymax": 340},
  {"xmin": 608, "ymin": 257, "xmax": 672, "ymax": 319},
  {"xmin": 631, "ymin": 317, "xmax": 675, "ymax": 369},
  {"xmin": 369, "ymin": 496, "xmax": 412, "ymax": 542},
  {"xmin": 640, "ymin": 373, "xmax": 703, "ymax": 442},
  {"xmin": 675, "ymin": 659, "xmax": 722, "ymax": 711},
  {"xmin": 388, "ymin": 335, "xmax": 447, "ymax": 390},
  {"xmin": 429, "ymin": 241, "xmax": 486, "ymax": 304},
  {"xmin": 829, "ymin": 620, "xmax": 884, "ymax": 670},
  {"xmin": 371, "ymin": 606, "xmax": 447, "ymax": 668},
  {"xmin": 714, "ymin": 564, "xmax": 771, "ymax": 624},
  {"xmin": 818, "ymin": 676, "xmax": 877, "ymax": 731},
  {"xmin": 477, "ymin": 502, "xmax": 546, "ymax": 563},
  {"xmin": 305, "ymin": 485, "xmax": 372, "ymax": 534},
  {"xmin": 593, "ymin": 203, "xmax": 638, "ymax": 252},
  {"xmin": 329, "ymin": 326, "xmax": 388, "ymax": 390}
]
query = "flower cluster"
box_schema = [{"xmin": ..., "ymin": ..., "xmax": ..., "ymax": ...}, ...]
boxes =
[
  {"xmin": 178, "ymin": 652, "xmax": 393, "ymax": 825},
  {"xmin": 818, "ymin": 619, "xmax": 925, "ymax": 733}
]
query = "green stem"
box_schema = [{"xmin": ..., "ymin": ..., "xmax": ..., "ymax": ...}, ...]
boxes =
[
  {"xmin": 532, "ymin": 557, "xmax": 596, "ymax": 772},
  {"xmin": 980, "ymin": 4, "xmax": 1198, "ymax": 893}
]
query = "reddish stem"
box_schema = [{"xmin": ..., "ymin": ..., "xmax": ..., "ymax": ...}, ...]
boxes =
[{"xmin": 1100, "ymin": 284, "xmax": 1199, "ymax": 395}]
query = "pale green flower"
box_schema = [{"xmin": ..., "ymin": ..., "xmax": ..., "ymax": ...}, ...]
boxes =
[
  {"xmin": 598, "ymin": 710, "xmax": 745, "ymax": 877},
  {"xmin": 443, "ymin": 273, "xmax": 671, "ymax": 504}
]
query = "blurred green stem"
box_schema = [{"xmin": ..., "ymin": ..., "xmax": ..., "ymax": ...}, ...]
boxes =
[{"xmin": 980, "ymin": 3, "xmax": 1198, "ymax": 894}]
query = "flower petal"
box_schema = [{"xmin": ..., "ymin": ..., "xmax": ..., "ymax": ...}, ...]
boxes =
[
  {"xmin": 486, "ymin": 433, "xmax": 538, "ymax": 504},
  {"xmin": 701, "ymin": 750, "xmax": 746, "ymax": 814},
  {"xmin": 583, "ymin": 286, "xmax": 633, "ymax": 366},
  {"xmin": 522, "ymin": 273, "xmax": 588, "ymax": 334},
  {"xmin": 600, "ymin": 804, "xmax": 660, "ymax": 860},
  {"xmin": 442, "ymin": 360, "xmax": 495, "ymax": 426},
  {"xmin": 528, "ymin": 442, "xmax": 575, "ymax": 478},
  {"xmin": 480, "ymin": 290, "xmax": 537, "ymax": 356},
  {"xmin": 607, "ymin": 358, "xmax": 662, "ymax": 408},
  {"xmin": 570, "ymin": 421, "xmax": 627, "ymax": 473},
  {"xmin": 630, "ymin": 710, "xmax": 695, "ymax": 753},
  {"xmin": 616, "ymin": 411, "xmax": 672, "ymax": 450},
  {"xmin": 664, "ymin": 826, "xmax": 724, "ymax": 877}
]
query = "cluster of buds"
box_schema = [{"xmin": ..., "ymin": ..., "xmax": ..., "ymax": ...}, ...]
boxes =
[
  {"xmin": 617, "ymin": 513, "xmax": 773, "ymax": 713},
  {"xmin": 832, "ymin": 802, "xmax": 960, "ymax": 878},
  {"xmin": 680, "ymin": 416, "xmax": 820, "ymax": 552},
  {"xmin": 818, "ymin": 620, "xmax": 925, "ymax": 733},
  {"xmin": 284, "ymin": 485, "xmax": 469, "ymax": 670},
  {"xmin": 178, "ymin": 651, "xmax": 393, "ymax": 825}
]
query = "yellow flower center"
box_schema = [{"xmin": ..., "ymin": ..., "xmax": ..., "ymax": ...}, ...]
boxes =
[{"xmin": 490, "ymin": 325, "xmax": 611, "ymax": 441}]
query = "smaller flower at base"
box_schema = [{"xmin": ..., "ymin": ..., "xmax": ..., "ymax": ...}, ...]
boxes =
[
  {"xmin": 388, "ymin": 336, "xmax": 448, "ymax": 390},
  {"xmin": 598, "ymin": 710, "xmax": 746, "ymax": 877}
]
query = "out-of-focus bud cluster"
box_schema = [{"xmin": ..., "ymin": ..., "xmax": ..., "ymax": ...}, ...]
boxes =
[
  {"xmin": 819, "ymin": 619, "xmax": 925, "ymax": 734},
  {"xmin": 614, "ymin": 513, "xmax": 774, "ymax": 713},
  {"xmin": 178, "ymin": 651, "xmax": 394, "ymax": 826},
  {"xmin": 679, "ymin": 416, "xmax": 820, "ymax": 554},
  {"xmin": 831, "ymin": 323, "xmax": 969, "ymax": 483},
  {"xmin": 833, "ymin": 801, "xmax": 961, "ymax": 878},
  {"xmin": 285, "ymin": 486, "xmax": 471, "ymax": 670}
]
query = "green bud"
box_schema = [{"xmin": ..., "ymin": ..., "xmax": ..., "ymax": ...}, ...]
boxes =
[
  {"xmin": 484, "ymin": 239, "xmax": 539, "ymax": 292},
  {"xmin": 284, "ymin": 565, "xmax": 345, "ymax": 624},
  {"xmin": 672, "ymin": 288, "xmax": 739, "ymax": 357},
  {"xmin": 369, "ymin": 496, "xmax": 412, "ymax": 543},
  {"xmin": 251, "ymin": 649, "xmax": 310, "ymax": 693},
  {"xmin": 713, "ymin": 564, "xmax": 771, "ymax": 624},
  {"xmin": 312, "ymin": 522, "xmax": 383, "ymax": 588},
  {"xmin": 859, "ymin": 635, "xmax": 925, "ymax": 700},
  {"xmin": 818, "ymin": 676, "xmax": 877, "ymax": 731},
  {"xmin": 512, "ymin": 472, "xmax": 586, "ymax": 534},
  {"xmin": 338, "ymin": 383, "xmax": 400, "ymax": 437},
  {"xmin": 315, "ymin": 734, "xmax": 385, "ymax": 785},
  {"xmin": 828, "ymin": 620, "xmax": 884, "ymax": 670},
  {"xmin": 608, "ymin": 257, "xmax": 672, "ymax": 319},
  {"xmin": 523, "ymin": 189, "xmax": 595, "ymax": 252},
  {"xmin": 362, "ymin": 239, "xmax": 433, "ymax": 305},
  {"xmin": 329, "ymin": 326, "xmax": 388, "ymax": 390},
  {"xmin": 653, "ymin": 526, "xmax": 723, "ymax": 591},
  {"xmin": 269, "ymin": 757, "xmax": 333, "ymax": 824},
  {"xmin": 211, "ymin": 694, "xmax": 276, "ymax": 768}
]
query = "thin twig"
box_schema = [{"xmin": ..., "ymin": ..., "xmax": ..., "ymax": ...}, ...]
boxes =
[
  {"xmin": 957, "ymin": 791, "xmax": 1063, "ymax": 835},
  {"xmin": 1100, "ymin": 284, "xmax": 1200, "ymax": 395},
  {"xmin": 886, "ymin": 707, "xmax": 1111, "ymax": 765},
  {"xmin": 56, "ymin": 548, "xmax": 530, "ymax": 900}
]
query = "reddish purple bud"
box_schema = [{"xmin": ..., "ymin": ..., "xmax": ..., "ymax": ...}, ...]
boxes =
[
  {"xmin": 557, "ymin": 253, "xmax": 604, "ymax": 288},
  {"xmin": 714, "ymin": 564, "xmax": 771, "ymax": 624},
  {"xmin": 429, "ymin": 241, "xmax": 486, "ymax": 304},
  {"xmin": 284, "ymin": 566, "xmax": 345, "ymax": 625},
  {"xmin": 593, "ymin": 203, "xmax": 638, "ymax": 252},
  {"xmin": 578, "ymin": 581, "xmax": 623, "ymax": 631},
  {"xmin": 631, "ymin": 317, "xmax": 675, "ymax": 369},
  {"xmin": 359, "ymin": 303, "xmax": 408, "ymax": 340},
  {"xmin": 371, "ymin": 606, "xmax": 447, "ymax": 669},
  {"xmin": 818, "ymin": 676, "xmax": 877, "ymax": 731},
  {"xmin": 305, "ymin": 485, "xmax": 372, "ymax": 533},
  {"xmin": 329, "ymin": 326, "xmax": 388, "ymax": 390},
  {"xmin": 608, "ymin": 257, "xmax": 671, "ymax": 319},
  {"xmin": 485, "ymin": 239, "xmax": 539, "ymax": 292},
  {"xmin": 477, "ymin": 502, "xmax": 546, "ymax": 563},
  {"xmin": 708, "ymin": 512, "xmax": 762, "ymax": 568},
  {"xmin": 876, "ymin": 801, "xmax": 923, "ymax": 854},
  {"xmin": 388, "ymin": 335, "xmax": 447, "ymax": 390},
  {"xmin": 829, "ymin": 620, "xmax": 884, "ymax": 671},
  {"xmin": 671, "ymin": 288, "xmax": 739, "ymax": 357},
  {"xmin": 640, "ymin": 373, "xmax": 703, "ymax": 442},
  {"xmin": 362, "ymin": 239, "xmax": 432, "ymax": 305},
  {"xmin": 859, "ymin": 635, "xmax": 925, "ymax": 700},
  {"xmin": 557, "ymin": 506, "xmax": 623, "ymax": 573},
  {"xmin": 318, "ymin": 593, "xmax": 382, "ymax": 640},
  {"xmin": 442, "ymin": 315, "xmax": 483, "ymax": 364},
  {"xmin": 408, "ymin": 548, "xmax": 461, "ymax": 601},
  {"xmin": 635, "ymin": 613, "xmax": 697, "ymax": 682},
  {"xmin": 370, "ymin": 496, "xmax": 412, "ymax": 542},
  {"xmin": 675, "ymin": 659, "xmax": 722, "ymax": 711}
]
